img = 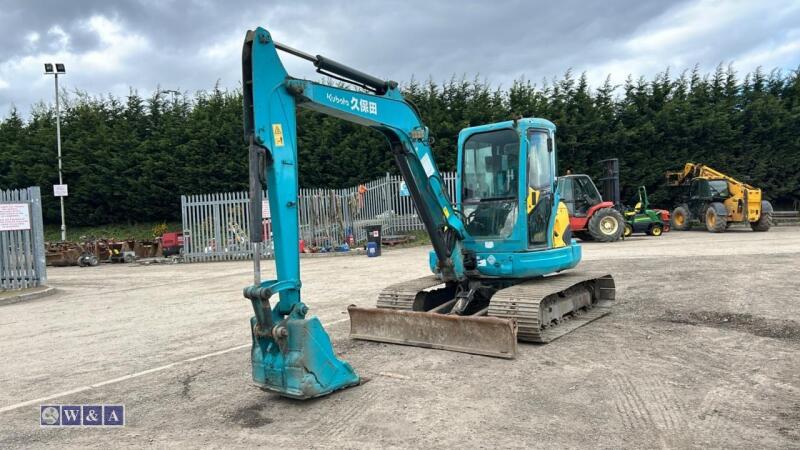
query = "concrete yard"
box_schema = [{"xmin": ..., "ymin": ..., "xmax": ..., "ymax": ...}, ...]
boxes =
[{"xmin": 1, "ymin": 228, "xmax": 799, "ymax": 448}]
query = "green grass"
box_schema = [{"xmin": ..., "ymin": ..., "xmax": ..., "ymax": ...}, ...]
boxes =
[
  {"xmin": 386, "ymin": 229, "xmax": 432, "ymax": 249},
  {"xmin": 44, "ymin": 222, "xmax": 182, "ymax": 242},
  {"xmin": 406, "ymin": 229, "xmax": 432, "ymax": 246}
]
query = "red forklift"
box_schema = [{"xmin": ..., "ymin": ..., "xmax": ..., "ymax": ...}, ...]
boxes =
[{"xmin": 556, "ymin": 159, "xmax": 625, "ymax": 242}]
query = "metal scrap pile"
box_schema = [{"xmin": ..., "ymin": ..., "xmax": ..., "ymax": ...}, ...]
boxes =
[{"xmin": 45, "ymin": 238, "xmax": 164, "ymax": 267}]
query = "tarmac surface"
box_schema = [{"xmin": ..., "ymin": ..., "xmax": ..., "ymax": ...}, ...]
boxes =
[{"xmin": 1, "ymin": 227, "xmax": 799, "ymax": 448}]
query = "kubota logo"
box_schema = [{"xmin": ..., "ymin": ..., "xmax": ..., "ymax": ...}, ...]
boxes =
[{"xmin": 326, "ymin": 93, "xmax": 378, "ymax": 115}]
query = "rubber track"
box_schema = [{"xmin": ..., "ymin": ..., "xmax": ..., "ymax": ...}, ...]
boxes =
[
  {"xmin": 488, "ymin": 271, "xmax": 615, "ymax": 342},
  {"xmin": 377, "ymin": 275, "xmax": 444, "ymax": 310}
]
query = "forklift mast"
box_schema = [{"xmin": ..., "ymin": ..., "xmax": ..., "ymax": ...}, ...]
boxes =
[{"xmin": 598, "ymin": 158, "xmax": 621, "ymax": 208}]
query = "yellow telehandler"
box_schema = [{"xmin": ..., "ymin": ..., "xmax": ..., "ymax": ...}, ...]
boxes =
[{"xmin": 666, "ymin": 163, "xmax": 772, "ymax": 232}]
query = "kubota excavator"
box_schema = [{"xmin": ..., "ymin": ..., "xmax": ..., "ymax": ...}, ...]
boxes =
[{"xmin": 241, "ymin": 26, "xmax": 615, "ymax": 399}]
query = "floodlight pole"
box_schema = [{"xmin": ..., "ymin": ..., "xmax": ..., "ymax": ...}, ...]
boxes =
[{"xmin": 54, "ymin": 72, "xmax": 66, "ymax": 241}]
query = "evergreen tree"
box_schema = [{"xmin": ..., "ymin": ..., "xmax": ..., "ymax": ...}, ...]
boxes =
[{"xmin": 0, "ymin": 64, "xmax": 798, "ymax": 226}]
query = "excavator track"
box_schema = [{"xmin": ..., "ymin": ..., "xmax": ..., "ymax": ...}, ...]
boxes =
[
  {"xmin": 488, "ymin": 271, "xmax": 615, "ymax": 343},
  {"xmin": 377, "ymin": 275, "xmax": 451, "ymax": 311}
]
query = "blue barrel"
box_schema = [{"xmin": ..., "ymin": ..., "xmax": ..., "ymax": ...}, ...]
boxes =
[{"xmin": 366, "ymin": 241, "xmax": 379, "ymax": 257}]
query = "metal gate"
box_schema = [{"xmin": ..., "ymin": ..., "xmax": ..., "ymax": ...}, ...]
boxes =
[
  {"xmin": 180, "ymin": 172, "xmax": 457, "ymax": 263},
  {"xmin": 180, "ymin": 191, "xmax": 270, "ymax": 263},
  {"xmin": 0, "ymin": 187, "xmax": 47, "ymax": 289}
]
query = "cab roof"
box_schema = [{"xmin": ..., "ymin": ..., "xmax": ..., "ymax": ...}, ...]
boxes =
[{"xmin": 458, "ymin": 118, "xmax": 556, "ymax": 140}]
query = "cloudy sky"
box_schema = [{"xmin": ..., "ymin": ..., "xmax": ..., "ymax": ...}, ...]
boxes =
[{"xmin": 1, "ymin": 0, "xmax": 799, "ymax": 117}]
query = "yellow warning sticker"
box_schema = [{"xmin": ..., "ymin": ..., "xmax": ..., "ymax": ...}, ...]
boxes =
[
  {"xmin": 443, "ymin": 207, "xmax": 450, "ymax": 218},
  {"xmin": 272, "ymin": 123, "xmax": 285, "ymax": 147}
]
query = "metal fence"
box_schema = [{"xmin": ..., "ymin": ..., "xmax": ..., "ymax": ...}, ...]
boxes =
[
  {"xmin": 0, "ymin": 187, "xmax": 47, "ymax": 289},
  {"xmin": 180, "ymin": 191, "xmax": 262, "ymax": 263},
  {"xmin": 180, "ymin": 172, "xmax": 457, "ymax": 263}
]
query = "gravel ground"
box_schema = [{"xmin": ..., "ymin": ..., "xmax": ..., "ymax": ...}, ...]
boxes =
[{"xmin": 1, "ymin": 227, "xmax": 799, "ymax": 448}]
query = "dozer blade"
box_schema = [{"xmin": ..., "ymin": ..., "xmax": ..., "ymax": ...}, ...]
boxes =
[{"xmin": 347, "ymin": 306, "xmax": 518, "ymax": 358}]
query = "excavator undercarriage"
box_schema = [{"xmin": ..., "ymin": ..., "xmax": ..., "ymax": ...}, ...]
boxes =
[{"xmin": 348, "ymin": 271, "xmax": 615, "ymax": 358}]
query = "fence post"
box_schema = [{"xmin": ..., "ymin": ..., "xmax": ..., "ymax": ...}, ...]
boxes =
[
  {"xmin": 29, "ymin": 187, "xmax": 47, "ymax": 285},
  {"xmin": 383, "ymin": 172, "xmax": 392, "ymax": 235}
]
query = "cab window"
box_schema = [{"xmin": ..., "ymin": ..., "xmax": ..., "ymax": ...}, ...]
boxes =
[{"xmin": 461, "ymin": 129, "xmax": 519, "ymax": 238}]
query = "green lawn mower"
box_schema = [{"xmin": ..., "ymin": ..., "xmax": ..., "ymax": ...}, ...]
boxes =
[{"xmin": 623, "ymin": 186, "xmax": 670, "ymax": 238}]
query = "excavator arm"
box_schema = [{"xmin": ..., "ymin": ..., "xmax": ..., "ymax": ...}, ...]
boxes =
[
  {"xmin": 240, "ymin": 27, "xmax": 468, "ymax": 399},
  {"xmin": 243, "ymin": 29, "xmax": 466, "ymax": 282}
]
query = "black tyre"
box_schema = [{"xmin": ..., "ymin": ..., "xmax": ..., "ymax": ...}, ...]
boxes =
[
  {"xmin": 623, "ymin": 223, "xmax": 633, "ymax": 238},
  {"xmin": 587, "ymin": 208, "xmax": 624, "ymax": 242},
  {"xmin": 648, "ymin": 224, "xmax": 663, "ymax": 236},
  {"xmin": 750, "ymin": 200, "xmax": 772, "ymax": 232},
  {"xmin": 671, "ymin": 205, "xmax": 691, "ymax": 231},
  {"xmin": 705, "ymin": 202, "xmax": 727, "ymax": 233}
]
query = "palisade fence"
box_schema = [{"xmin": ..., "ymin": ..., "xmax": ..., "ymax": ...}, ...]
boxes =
[
  {"xmin": 180, "ymin": 172, "xmax": 457, "ymax": 263},
  {"xmin": 0, "ymin": 187, "xmax": 47, "ymax": 289}
]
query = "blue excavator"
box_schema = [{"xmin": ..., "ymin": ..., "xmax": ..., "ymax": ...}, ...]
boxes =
[{"xmin": 241, "ymin": 27, "xmax": 616, "ymax": 399}]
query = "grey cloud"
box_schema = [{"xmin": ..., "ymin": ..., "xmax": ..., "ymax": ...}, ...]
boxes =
[{"xmin": 1, "ymin": 0, "xmax": 798, "ymax": 118}]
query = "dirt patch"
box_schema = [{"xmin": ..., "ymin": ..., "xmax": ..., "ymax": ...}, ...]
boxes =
[
  {"xmin": 228, "ymin": 403, "xmax": 274, "ymax": 428},
  {"xmin": 178, "ymin": 370, "xmax": 203, "ymax": 399},
  {"xmin": 662, "ymin": 310, "xmax": 800, "ymax": 341}
]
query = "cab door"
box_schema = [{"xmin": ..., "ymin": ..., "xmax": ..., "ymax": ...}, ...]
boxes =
[{"xmin": 526, "ymin": 129, "xmax": 554, "ymax": 248}]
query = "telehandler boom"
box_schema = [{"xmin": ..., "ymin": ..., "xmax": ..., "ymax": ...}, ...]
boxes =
[{"xmin": 241, "ymin": 27, "xmax": 615, "ymax": 399}]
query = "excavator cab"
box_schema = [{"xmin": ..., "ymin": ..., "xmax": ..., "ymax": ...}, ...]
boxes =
[{"xmin": 458, "ymin": 123, "xmax": 567, "ymax": 252}]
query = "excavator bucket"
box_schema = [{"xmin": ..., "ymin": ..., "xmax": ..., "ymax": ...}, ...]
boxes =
[{"xmin": 347, "ymin": 306, "xmax": 518, "ymax": 358}]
